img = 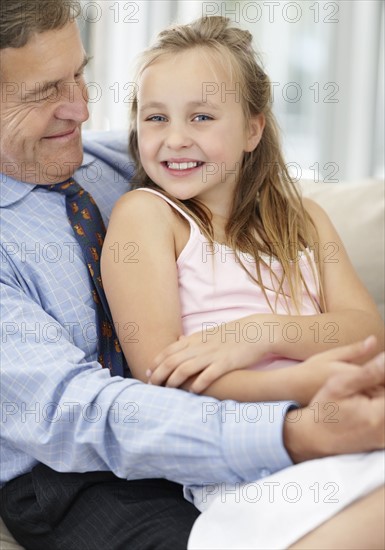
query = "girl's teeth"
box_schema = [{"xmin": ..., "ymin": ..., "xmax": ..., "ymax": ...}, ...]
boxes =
[{"xmin": 167, "ymin": 161, "xmax": 200, "ymax": 170}]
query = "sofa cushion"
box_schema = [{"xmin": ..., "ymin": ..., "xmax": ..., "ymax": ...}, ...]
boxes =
[{"xmin": 299, "ymin": 179, "xmax": 384, "ymax": 320}]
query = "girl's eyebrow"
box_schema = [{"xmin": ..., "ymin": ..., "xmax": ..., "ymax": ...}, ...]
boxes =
[
  {"xmin": 139, "ymin": 101, "xmax": 166, "ymax": 112},
  {"xmin": 187, "ymin": 100, "xmax": 221, "ymax": 111}
]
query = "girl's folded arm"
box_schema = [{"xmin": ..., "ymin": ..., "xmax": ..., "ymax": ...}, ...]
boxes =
[{"xmin": 101, "ymin": 190, "xmax": 303, "ymax": 401}]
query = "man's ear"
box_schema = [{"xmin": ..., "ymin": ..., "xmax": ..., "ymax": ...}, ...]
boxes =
[{"xmin": 245, "ymin": 113, "xmax": 265, "ymax": 152}]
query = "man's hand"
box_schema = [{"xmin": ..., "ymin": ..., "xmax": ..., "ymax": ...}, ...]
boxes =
[
  {"xmin": 284, "ymin": 344, "xmax": 385, "ymax": 463},
  {"xmin": 291, "ymin": 335, "xmax": 378, "ymax": 405}
]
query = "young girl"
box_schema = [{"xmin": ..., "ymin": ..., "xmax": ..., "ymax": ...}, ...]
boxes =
[
  {"xmin": 101, "ymin": 15, "xmax": 384, "ymax": 547},
  {"xmin": 102, "ymin": 16, "xmax": 383, "ymax": 405}
]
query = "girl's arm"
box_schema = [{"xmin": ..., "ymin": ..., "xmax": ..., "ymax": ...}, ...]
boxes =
[
  {"xmin": 268, "ymin": 197, "xmax": 383, "ymax": 357},
  {"xmin": 101, "ymin": 190, "xmax": 184, "ymax": 380}
]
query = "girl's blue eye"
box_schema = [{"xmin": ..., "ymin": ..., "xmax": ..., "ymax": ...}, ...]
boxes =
[
  {"xmin": 193, "ymin": 114, "xmax": 213, "ymax": 122},
  {"xmin": 147, "ymin": 115, "xmax": 166, "ymax": 122}
]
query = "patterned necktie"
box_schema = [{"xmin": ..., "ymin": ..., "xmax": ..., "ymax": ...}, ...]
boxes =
[{"xmin": 37, "ymin": 179, "xmax": 128, "ymax": 377}]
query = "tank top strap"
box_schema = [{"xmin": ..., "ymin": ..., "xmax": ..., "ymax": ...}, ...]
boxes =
[{"xmin": 135, "ymin": 187, "xmax": 201, "ymax": 233}]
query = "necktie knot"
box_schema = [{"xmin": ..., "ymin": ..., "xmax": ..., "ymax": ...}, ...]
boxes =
[{"xmin": 46, "ymin": 179, "xmax": 83, "ymax": 197}]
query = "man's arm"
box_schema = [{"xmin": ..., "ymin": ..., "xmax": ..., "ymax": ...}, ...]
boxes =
[{"xmin": 0, "ymin": 250, "xmax": 293, "ymax": 487}]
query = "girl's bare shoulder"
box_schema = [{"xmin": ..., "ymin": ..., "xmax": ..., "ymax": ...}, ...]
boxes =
[
  {"xmin": 112, "ymin": 188, "xmax": 174, "ymax": 219},
  {"xmin": 301, "ymin": 196, "xmax": 333, "ymax": 232},
  {"xmin": 108, "ymin": 189, "xmax": 189, "ymax": 249}
]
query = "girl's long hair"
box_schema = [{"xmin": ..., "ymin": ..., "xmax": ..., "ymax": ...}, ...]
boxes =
[{"xmin": 129, "ymin": 16, "xmax": 323, "ymax": 313}]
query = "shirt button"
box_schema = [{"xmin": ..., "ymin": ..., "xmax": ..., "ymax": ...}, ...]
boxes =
[{"xmin": 260, "ymin": 468, "xmax": 271, "ymax": 477}]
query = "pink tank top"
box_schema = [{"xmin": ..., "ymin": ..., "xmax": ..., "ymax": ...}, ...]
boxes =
[{"xmin": 137, "ymin": 188, "xmax": 321, "ymax": 370}]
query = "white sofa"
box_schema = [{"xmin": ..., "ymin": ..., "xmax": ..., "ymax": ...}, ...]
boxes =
[{"xmin": 1, "ymin": 178, "xmax": 384, "ymax": 550}]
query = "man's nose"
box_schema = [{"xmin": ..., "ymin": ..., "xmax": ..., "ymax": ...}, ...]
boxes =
[{"xmin": 54, "ymin": 79, "xmax": 89, "ymax": 123}]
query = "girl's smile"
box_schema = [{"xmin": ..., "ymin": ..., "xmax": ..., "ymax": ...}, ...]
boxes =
[{"xmin": 162, "ymin": 158, "xmax": 205, "ymax": 175}]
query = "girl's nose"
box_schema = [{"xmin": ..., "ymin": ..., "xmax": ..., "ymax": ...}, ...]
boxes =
[{"xmin": 164, "ymin": 124, "xmax": 193, "ymax": 150}]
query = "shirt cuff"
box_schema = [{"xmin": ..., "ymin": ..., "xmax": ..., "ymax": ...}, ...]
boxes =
[{"xmin": 220, "ymin": 400, "xmax": 298, "ymax": 483}]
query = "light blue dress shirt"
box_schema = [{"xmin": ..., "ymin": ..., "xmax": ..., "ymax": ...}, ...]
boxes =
[{"xmin": 0, "ymin": 131, "xmax": 294, "ymax": 488}]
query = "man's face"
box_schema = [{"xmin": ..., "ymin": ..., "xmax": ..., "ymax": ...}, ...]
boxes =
[{"xmin": 0, "ymin": 22, "xmax": 89, "ymax": 184}]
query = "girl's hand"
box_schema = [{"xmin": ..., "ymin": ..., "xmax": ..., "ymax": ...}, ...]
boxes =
[{"xmin": 148, "ymin": 331, "xmax": 269, "ymax": 392}]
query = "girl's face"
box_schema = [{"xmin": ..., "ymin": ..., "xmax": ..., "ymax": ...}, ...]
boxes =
[{"xmin": 137, "ymin": 47, "xmax": 263, "ymax": 215}]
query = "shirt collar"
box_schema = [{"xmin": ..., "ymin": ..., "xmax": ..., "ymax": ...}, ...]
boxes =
[
  {"xmin": 0, "ymin": 175, "xmax": 36, "ymax": 208},
  {"xmin": 0, "ymin": 153, "xmax": 95, "ymax": 208}
]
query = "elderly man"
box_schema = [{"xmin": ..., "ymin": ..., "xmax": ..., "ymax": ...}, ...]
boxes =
[{"xmin": 1, "ymin": 1, "xmax": 384, "ymax": 549}]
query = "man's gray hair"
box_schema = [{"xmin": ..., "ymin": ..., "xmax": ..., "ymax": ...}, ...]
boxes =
[{"xmin": 0, "ymin": 0, "xmax": 81, "ymax": 49}]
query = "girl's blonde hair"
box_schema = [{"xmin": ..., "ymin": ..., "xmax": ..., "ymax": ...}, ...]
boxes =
[{"xmin": 129, "ymin": 16, "xmax": 323, "ymax": 313}]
